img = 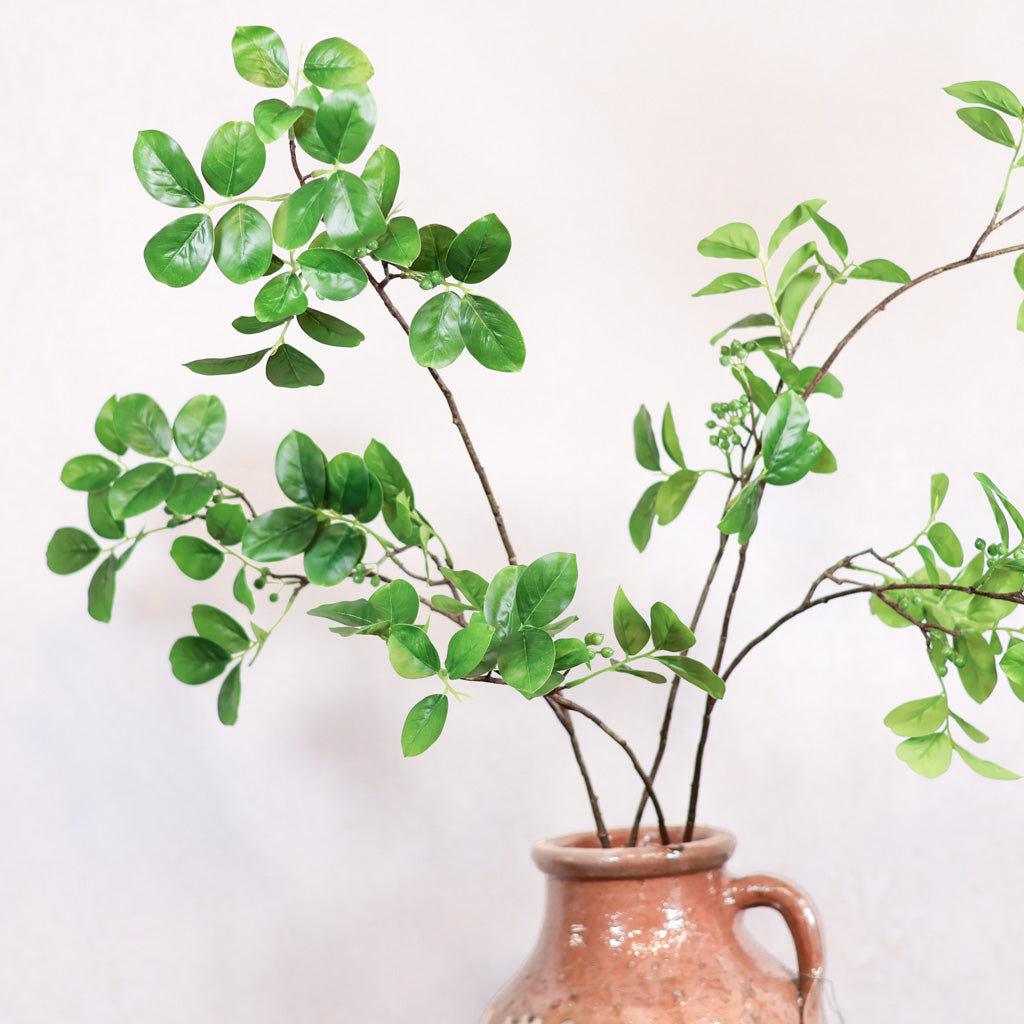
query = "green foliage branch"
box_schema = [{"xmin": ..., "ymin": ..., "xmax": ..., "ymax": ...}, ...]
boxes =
[{"xmin": 48, "ymin": 33, "xmax": 1024, "ymax": 848}]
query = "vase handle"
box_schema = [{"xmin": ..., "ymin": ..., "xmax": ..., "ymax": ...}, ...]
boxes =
[{"xmin": 725, "ymin": 874, "xmax": 825, "ymax": 1023}]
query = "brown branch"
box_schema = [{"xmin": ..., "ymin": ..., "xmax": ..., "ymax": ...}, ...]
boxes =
[
  {"xmin": 553, "ymin": 694, "xmax": 670, "ymax": 846},
  {"xmin": 684, "ymin": 540, "xmax": 751, "ymax": 842},
  {"xmin": 359, "ymin": 262, "xmax": 517, "ymax": 566},
  {"xmin": 803, "ymin": 240, "xmax": 1024, "ymax": 399},
  {"xmin": 546, "ymin": 695, "xmax": 610, "ymax": 847}
]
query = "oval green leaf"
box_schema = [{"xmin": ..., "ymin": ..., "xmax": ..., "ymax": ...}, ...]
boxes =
[
  {"xmin": 207, "ymin": 502, "xmax": 247, "ymax": 546},
  {"xmin": 445, "ymin": 622, "xmax": 494, "ymax": 679},
  {"xmin": 214, "ymin": 204, "xmax": 273, "ymax": 283},
  {"xmin": 166, "ymin": 473, "xmax": 217, "ymax": 515},
  {"xmin": 218, "ymin": 665, "xmax": 242, "ymax": 725},
  {"xmin": 172, "ymin": 394, "xmax": 226, "ymax": 462},
  {"xmin": 360, "ymin": 145, "xmax": 400, "ymax": 217},
  {"xmin": 446, "ymin": 214, "xmax": 511, "ymax": 284},
  {"xmin": 170, "ymin": 635, "xmax": 231, "ymax": 685},
  {"xmin": 107, "ymin": 463, "xmax": 174, "ymax": 518},
  {"xmin": 144, "ymin": 214, "xmax": 214, "ymax": 287},
  {"xmin": 113, "ymin": 394, "xmax": 171, "ymax": 457},
  {"xmin": 322, "ymin": 171, "xmax": 385, "ymax": 252},
  {"xmin": 273, "ymin": 178, "xmax": 329, "ymax": 250},
  {"xmin": 254, "ymin": 273, "xmax": 308, "ymax": 322},
  {"xmin": 400, "ymin": 694, "xmax": 448, "ymax": 757},
  {"xmin": 409, "ymin": 291, "xmax": 465, "ymax": 368},
  {"xmin": 374, "ymin": 216, "xmax": 421, "ymax": 267},
  {"xmin": 46, "ymin": 527, "xmax": 101, "ymax": 575},
  {"xmin": 185, "ymin": 348, "xmax": 270, "ymax": 376},
  {"xmin": 315, "ymin": 85, "xmax": 377, "ymax": 164},
  {"xmin": 231, "ymin": 26, "xmax": 289, "ymax": 88},
  {"xmin": 497, "ymin": 627, "xmax": 556, "ymax": 696},
  {"xmin": 303, "ymin": 523, "xmax": 364, "ymax": 586},
  {"xmin": 297, "ymin": 308, "xmax": 364, "ymax": 348},
  {"xmin": 297, "ymin": 248, "xmax": 368, "ymax": 300},
  {"xmin": 457, "ymin": 294, "xmax": 524, "ymax": 372},
  {"xmin": 201, "ymin": 121, "xmax": 266, "ymax": 197},
  {"xmin": 170, "ymin": 536, "xmax": 225, "ymax": 580},
  {"xmin": 387, "ymin": 624, "xmax": 440, "ymax": 679},
  {"xmin": 612, "ymin": 587, "xmax": 649, "ymax": 656},
  {"xmin": 242, "ymin": 507, "xmax": 319, "ymax": 561},
  {"xmin": 304, "ymin": 37, "xmax": 374, "ymax": 88},
  {"xmin": 133, "ymin": 130, "xmax": 204, "ymax": 207},
  {"xmin": 87, "ymin": 556, "xmax": 117, "ymax": 622},
  {"xmin": 60, "ymin": 454, "xmax": 120, "ymax": 492},
  {"xmin": 275, "ymin": 430, "xmax": 326, "ymax": 506}
]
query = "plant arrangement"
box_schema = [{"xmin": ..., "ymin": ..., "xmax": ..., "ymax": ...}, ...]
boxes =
[{"xmin": 47, "ymin": 27, "xmax": 1024, "ymax": 855}]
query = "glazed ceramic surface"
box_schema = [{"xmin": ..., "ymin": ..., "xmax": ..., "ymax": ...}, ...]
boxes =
[{"xmin": 480, "ymin": 826, "xmax": 824, "ymax": 1024}]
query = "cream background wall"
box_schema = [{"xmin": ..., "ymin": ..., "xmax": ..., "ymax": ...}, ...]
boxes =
[{"xmin": 5, "ymin": 1, "xmax": 1024, "ymax": 1021}]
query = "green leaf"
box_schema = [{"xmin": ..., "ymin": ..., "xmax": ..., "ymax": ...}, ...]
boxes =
[
  {"xmin": 107, "ymin": 463, "xmax": 174, "ymax": 518},
  {"xmin": 214, "ymin": 204, "xmax": 272, "ymax": 283},
  {"xmin": 614, "ymin": 665, "xmax": 667, "ymax": 685},
  {"xmin": 930, "ymin": 473, "xmax": 949, "ymax": 517},
  {"xmin": 308, "ymin": 598, "xmax": 379, "ymax": 629},
  {"xmin": 201, "ymin": 121, "xmax": 266, "ymax": 197},
  {"xmin": 409, "ymin": 291, "xmax": 465, "ymax": 368},
  {"xmin": 612, "ymin": 587, "xmax": 649, "ymax": 656},
  {"xmin": 807, "ymin": 209, "xmax": 848, "ymax": 262},
  {"xmin": 657, "ymin": 656, "xmax": 726, "ymax": 698},
  {"xmin": 811, "ymin": 438, "xmax": 835, "ymax": 473},
  {"xmin": 207, "ymin": 503, "xmax": 247, "ymax": 546},
  {"xmin": 955, "ymin": 106, "xmax": 1016, "ymax": 147},
  {"xmin": 266, "ymin": 345, "xmax": 324, "ymax": 388},
  {"xmin": 361, "ymin": 146, "xmax": 400, "ymax": 217},
  {"xmin": 431, "ymin": 595, "xmax": 474, "ymax": 614},
  {"xmin": 655, "ymin": 470, "xmax": 699, "ymax": 525},
  {"xmin": 632, "ymin": 405, "xmax": 660, "ymax": 471},
  {"xmin": 275, "ymin": 430, "xmax": 326, "ymax": 507},
  {"xmin": 774, "ymin": 241, "xmax": 818, "ymax": 296},
  {"xmin": 457, "ymin": 294, "xmax": 525, "ymax": 372},
  {"xmin": 974, "ymin": 472, "xmax": 1024, "ymax": 544},
  {"xmin": 483, "ymin": 564, "xmax": 523, "ymax": 636},
  {"xmin": 323, "ymin": 171, "xmax": 386, "ymax": 251},
  {"xmin": 94, "ymin": 395, "xmax": 128, "ymax": 455},
  {"xmin": 252, "ymin": 99, "xmax": 303, "ymax": 143},
  {"xmin": 87, "ymin": 488, "xmax": 125, "ymax": 540},
  {"xmin": 629, "ymin": 482, "xmax": 662, "ymax": 552},
  {"xmin": 296, "ymin": 308, "xmax": 364, "ymax": 349},
  {"xmin": 192, "ymin": 604, "xmax": 249, "ymax": 655},
  {"xmin": 374, "ymin": 216, "xmax": 421, "ymax": 267},
  {"xmin": 927, "ymin": 522, "xmax": 964, "ymax": 567},
  {"xmin": 733, "ymin": 366, "xmax": 775, "ymax": 414},
  {"xmin": 170, "ymin": 636, "xmax": 230, "ymax": 685},
  {"xmin": 446, "ymin": 214, "xmax": 511, "ymax": 284},
  {"xmin": 445, "ymin": 622, "xmax": 495, "ymax": 679},
  {"xmin": 516, "ymin": 553, "xmax": 578, "ymax": 627},
  {"xmin": 242, "ymin": 507, "xmax": 319, "ymax": 561},
  {"xmin": 87, "ymin": 556, "xmax": 117, "ymax": 622},
  {"xmin": 231, "ymin": 26, "xmax": 289, "ymax": 87},
  {"xmin": 439, "ymin": 568, "xmax": 489, "ymax": 609},
  {"xmin": 763, "ymin": 432, "xmax": 823, "ymax": 486},
  {"xmin": 1014, "ymin": 252, "xmax": 1024, "ymax": 291},
  {"xmin": 954, "ymin": 744, "xmax": 1020, "ymax": 780},
  {"xmin": 166, "ymin": 473, "xmax": 217, "ymax": 515},
  {"xmin": 364, "ymin": 439, "xmax": 413, "ymax": 504},
  {"xmin": 708, "ymin": 312, "xmax": 776, "ymax": 347},
  {"xmin": 297, "ymin": 248, "xmax": 367, "ymax": 300},
  {"xmin": 697, "ymin": 222, "xmax": 760, "ymax": 260},
  {"xmin": 304, "ymin": 37, "xmax": 374, "ymax": 88},
  {"xmin": 717, "ymin": 480, "xmax": 761, "ymax": 544},
  {"xmin": 60, "ymin": 454, "xmax": 120, "ymax": 492},
  {"xmin": 144, "ymin": 214, "xmax": 214, "ymax": 287},
  {"xmin": 273, "ymin": 179, "xmax": 330, "ymax": 250},
  {"xmin": 255, "ymin": 273, "xmax": 307, "ymax": 322},
  {"xmin": 113, "ymin": 394, "xmax": 171, "ymax": 457},
  {"xmin": 650, "ymin": 602, "xmax": 696, "ymax": 652},
  {"xmin": 883, "ymin": 695, "xmax": 948, "ymax": 737},
  {"xmin": 186, "ymin": 348, "xmax": 270, "ymax": 376},
  {"xmin": 369, "ymin": 579, "xmax": 420, "ymax": 624},
  {"xmin": 170, "ymin": 536, "xmax": 224, "ymax": 580},
  {"xmin": 660, "ymin": 404, "xmax": 687, "ymax": 469},
  {"xmin": 777, "ymin": 268, "xmax": 820, "ymax": 331},
  {"xmin": 218, "ymin": 665, "xmax": 242, "ymax": 725},
  {"xmin": 410, "ymin": 224, "xmax": 456, "ymax": 275},
  {"xmin": 793, "ymin": 366, "xmax": 843, "ymax": 398},
  {"xmin": 762, "ymin": 392, "xmax": 809, "ymax": 471},
  {"xmin": 896, "ymin": 733, "xmax": 952, "ymax": 778},
  {"xmin": 553, "ymin": 638, "xmax": 592, "ymax": 673},
  {"xmin": 387, "ymin": 624, "xmax": 440, "ymax": 679},
  {"xmin": 173, "ymin": 395, "xmax": 226, "ymax": 461},
  {"xmin": 325, "ymin": 453, "xmax": 370, "ymax": 514},
  {"xmin": 944, "ymin": 80, "xmax": 1024, "ymax": 117},
  {"xmin": 232, "ymin": 567, "xmax": 255, "ymax": 614},
  {"xmin": 355, "ymin": 473, "xmax": 383, "ymax": 523},
  {"xmin": 954, "ymin": 630, "xmax": 998, "ymax": 703},
  {"xmin": 950, "ymin": 711, "xmax": 989, "ymax": 743},
  {"xmin": 1015, "ymin": 296, "xmax": 1024, "ymax": 332},
  {"xmin": 497, "ymin": 627, "xmax": 556, "ymax": 696},
  {"xmin": 692, "ymin": 272, "xmax": 761, "ymax": 297},
  {"xmin": 401, "ymin": 694, "xmax": 448, "ymax": 756},
  {"xmin": 133, "ymin": 130, "xmax": 204, "ymax": 208},
  {"xmin": 304, "ymin": 524, "xmax": 364, "ymax": 586},
  {"xmin": 916, "ymin": 543, "xmax": 940, "ymax": 585},
  {"xmin": 766, "ymin": 199, "xmax": 825, "ymax": 259},
  {"xmin": 46, "ymin": 527, "xmax": 101, "ymax": 575},
  {"xmin": 1001, "ymin": 643, "xmax": 1024, "ymax": 701},
  {"xmin": 848, "ymin": 259, "xmax": 911, "ymax": 284},
  {"xmin": 315, "ymin": 85, "xmax": 377, "ymax": 164}
]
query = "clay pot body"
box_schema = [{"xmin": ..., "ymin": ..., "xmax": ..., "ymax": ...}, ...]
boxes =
[{"xmin": 480, "ymin": 826, "xmax": 824, "ymax": 1024}]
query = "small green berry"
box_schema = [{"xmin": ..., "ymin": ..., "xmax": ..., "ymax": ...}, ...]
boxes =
[
  {"xmin": 253, "ymin": 577, "xmax": 266, "ymax": 590},
  {"xmin": 584, "ymin": 632, "xmax": 604, "ymax": 646},
  {"xmin": 419, "ymin": 277, "xmax": 433, "ymax": 290},
  {"xmin": 269, "ymin": 592, "xmax": 280, "ymax": 603},
  {"xmin": 600, "ymin": 647, "xmax": 615, "ymax": 659},
  {"xmin": 975, "ymin": 537, "xmax": 986, "ymax": 550}
]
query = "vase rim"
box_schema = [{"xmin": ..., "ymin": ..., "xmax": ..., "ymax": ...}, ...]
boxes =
[{"xmin": 531, "ymin": 825, "xmax": 736, "ymax": 880}]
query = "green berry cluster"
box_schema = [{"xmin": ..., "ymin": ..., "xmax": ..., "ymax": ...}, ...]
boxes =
[
  {"xmin": 418, "ymin": 270, "xmax": 447, "ymax": 290},
  {"xmin": 706, "ymin": 395, "xmax": 752, "ymax": 451},
  {"xmin": 717, "ymin": 339, "xmax": 759, "ymax": 367}
]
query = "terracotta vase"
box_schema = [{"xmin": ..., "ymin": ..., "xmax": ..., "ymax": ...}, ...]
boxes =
[{"xmin": 480, "ymin": 826, "xmax": 824, "ymax": 1024}]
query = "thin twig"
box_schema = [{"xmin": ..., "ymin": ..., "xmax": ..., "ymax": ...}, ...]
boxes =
[
  {"xmin": 554, "ymin": 695, "xmax": 670, "ymax": 846},
  {"xmin": 547, "ymin": 695, "xmax": 610, "ymax": 847}
]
